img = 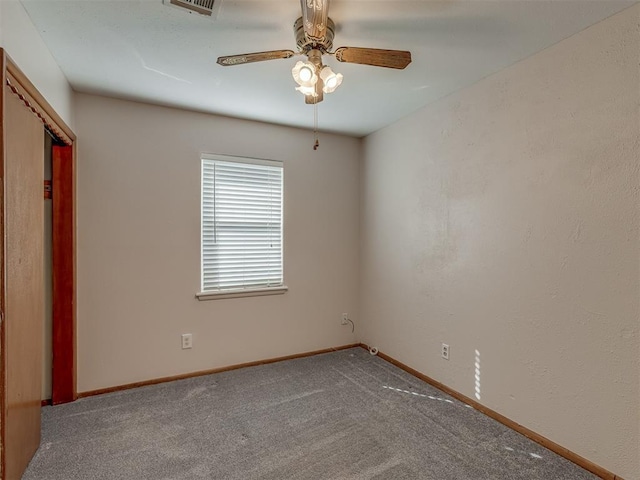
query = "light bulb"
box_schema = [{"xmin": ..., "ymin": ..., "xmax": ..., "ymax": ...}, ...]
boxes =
[
  {"xmin": 292, "ymin": 61, "xmax": 318, "ymax": 88},
  {"xmin": 299, "ymin": 66, "xmax": 313, "ymax": 82}
]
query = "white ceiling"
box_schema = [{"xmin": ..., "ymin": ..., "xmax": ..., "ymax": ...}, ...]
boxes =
[{"xmin": 21, "ymin": 0, "xmax": 636, "ymax": 137}]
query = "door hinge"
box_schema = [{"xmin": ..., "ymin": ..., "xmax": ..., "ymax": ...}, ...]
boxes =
[{"xmin": 44, "ymin": 180, "xmax": 52, "ymax": 199}]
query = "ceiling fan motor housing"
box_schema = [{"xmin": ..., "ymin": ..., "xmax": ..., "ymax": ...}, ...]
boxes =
[{"xmin": 294, "ymin": 17, "xmax": 335, "ymax": 54}]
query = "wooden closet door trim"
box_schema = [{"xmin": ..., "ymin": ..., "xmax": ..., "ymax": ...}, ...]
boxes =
[
  {"xmin": 51, "ymin": 145, "xmax": 76, "ymax": 405},
  {"xmin": 0, "ymin": 48, "xmax": 6, "ymax": 480},
  {"xmin": 5, "ymin": 57, "xmax": 75, "ymax": 145}
]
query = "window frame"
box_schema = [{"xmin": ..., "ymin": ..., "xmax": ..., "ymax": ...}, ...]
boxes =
[{"xmin": 196, "ymin": 153, "xmax": 287, "ymax": 301}]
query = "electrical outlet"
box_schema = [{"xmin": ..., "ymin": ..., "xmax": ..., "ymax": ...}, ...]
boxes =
[
  {"xmin": 341, "ymin": 313, "xmax": 349, "ymax": 325},
  {"xmin": 441, "ymin": 343, "xmax": 450, "ymax": 360},
  {"xmin": 181, "ymin": 333, "xmax": 193, "ymax": 349}
]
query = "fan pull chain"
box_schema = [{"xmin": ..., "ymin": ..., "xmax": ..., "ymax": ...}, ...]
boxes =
[{"xmin": 313, "ymin": 97, "xmax": 319, "ymax": 150}]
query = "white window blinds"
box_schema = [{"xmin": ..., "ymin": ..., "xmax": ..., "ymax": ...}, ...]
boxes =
[{"xmin": 201, "ymin": 155, "xmax": 283, "ymax": 292}]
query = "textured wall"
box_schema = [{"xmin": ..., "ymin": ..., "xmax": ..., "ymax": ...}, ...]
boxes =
[
  {"xmin": 359, "ymin": 5, "xmax": 639, "ymax": 478},
  {"xmin": 0, "ymin": 0, "xmax": 74, "ymax": 128},
  {"xmin": 75, "ymin": 94, "xmax": 360, "ymax": 393}
]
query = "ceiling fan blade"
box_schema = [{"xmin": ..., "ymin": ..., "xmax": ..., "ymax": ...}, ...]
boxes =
[
  {"xmin": 217, "ymin": 50, "xmax": 295, "ymax": 67},
  {"xmin": 334, "ymin": 47, "xmax": 412, "ymax": 70},
  {"xmin": 300, "ymin": 0, "xmax": 330, "ymax": 42}
]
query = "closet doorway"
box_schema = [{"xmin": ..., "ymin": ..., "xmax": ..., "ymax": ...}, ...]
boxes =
[{"xmin": 1, "ymin": 50, "xmax": 77, "ymax": 479}]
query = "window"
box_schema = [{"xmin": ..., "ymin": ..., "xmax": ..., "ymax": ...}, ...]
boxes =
[{"xmin": 198, "ymin": 154, "xmax": 285, "ymax": 300}]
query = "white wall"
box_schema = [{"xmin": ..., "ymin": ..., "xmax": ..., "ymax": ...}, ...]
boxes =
[
  {"xmin": 0, "ymin": 0, "xmax": 74, "ymax": 128},
  {"xmin": 359, "ymin": 5, "xmax": 639, "ymax": 479},
  {"xmin": 75, "ymin": 93, "xmax": 360, "ymax": 393}
]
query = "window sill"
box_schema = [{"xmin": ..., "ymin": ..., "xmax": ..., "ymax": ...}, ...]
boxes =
[{"xmin": 196, "ymin": 286, "xmax": 288, "ymax": 301}]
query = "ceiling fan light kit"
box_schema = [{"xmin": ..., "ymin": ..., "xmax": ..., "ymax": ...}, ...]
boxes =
[{"xmin": 291, "ymin": 48, "xmax": 334, "ymax": 102}]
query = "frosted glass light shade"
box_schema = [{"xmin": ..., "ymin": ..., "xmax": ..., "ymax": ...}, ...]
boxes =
[
  {"xmin": 295, "ymin": 85, "xmax": 317, "ymax": 97},
  {"xmin": 320, "ymin": 66, "xmax": 343, "ymax": 93}
]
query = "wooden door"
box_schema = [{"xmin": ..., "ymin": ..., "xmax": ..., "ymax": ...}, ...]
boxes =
[{"xmin": 2, "ymin": 84, "xmax": 45, "ymax": 479}]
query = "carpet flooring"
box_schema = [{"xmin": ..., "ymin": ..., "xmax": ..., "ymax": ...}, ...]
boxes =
[{"xmin": 23, "ymin": 347, "xmax": 598, "ymax": 479}]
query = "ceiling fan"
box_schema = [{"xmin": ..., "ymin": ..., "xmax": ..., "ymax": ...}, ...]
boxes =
[{"xmin": 216, "ymin": 0, "xmax": 412, "ymax": 105}]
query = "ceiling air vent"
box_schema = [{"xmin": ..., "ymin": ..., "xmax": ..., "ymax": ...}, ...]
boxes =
[{"xmin": 164, "ymin": 0, "xmax": 220, "ymax": 18}]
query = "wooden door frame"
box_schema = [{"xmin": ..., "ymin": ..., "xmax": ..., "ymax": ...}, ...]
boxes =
[
  {"xmin": 0, "ymin": 49, "xmax": 6, "ymax": 480},
  {"xmin": 51, "ymin": 144, "xmax": 75, "ymax": 404},
  {"xmin": 0, "ymin": 50, "xmax": 77, "ymax": 426}
]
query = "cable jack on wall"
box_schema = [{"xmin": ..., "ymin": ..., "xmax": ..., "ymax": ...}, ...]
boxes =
[{"xmin": 341, "ymin": 313, "xmax": 355, "ymax": 333}]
